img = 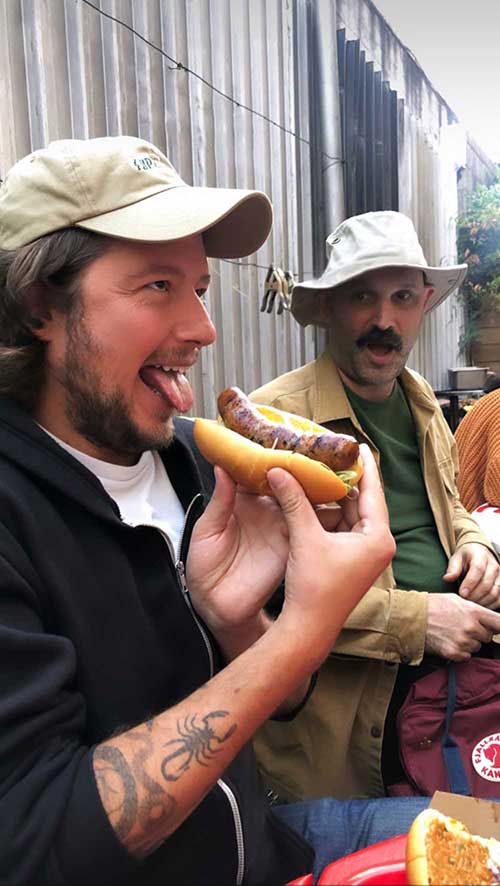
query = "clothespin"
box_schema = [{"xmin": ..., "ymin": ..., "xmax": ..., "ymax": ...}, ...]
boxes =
[{"xmin": 260, "ymin": 265, "xmax": 295, "ymax": 315}]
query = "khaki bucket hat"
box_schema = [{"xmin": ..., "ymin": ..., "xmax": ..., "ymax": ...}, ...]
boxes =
[
  {"xmin": 291, "ymin": 211, "xmax": 468, "ymax": 327},
  {"xmin": 0, "ymin": 136, "xmax": 272, "ymax": 258}
]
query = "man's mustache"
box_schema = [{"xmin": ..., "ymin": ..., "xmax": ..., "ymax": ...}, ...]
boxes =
[{"xmin": 356, "ymin": 327, "xmax": 403, "ymax": 351}]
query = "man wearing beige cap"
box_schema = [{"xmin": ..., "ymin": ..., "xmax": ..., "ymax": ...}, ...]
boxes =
[
  {"xmin": 251, "ymin": 211, "xmax": 500, "ymax": 802},
  {"xmin": 0, "ymin": 141, "xmax": 430, "ymax": 885}
]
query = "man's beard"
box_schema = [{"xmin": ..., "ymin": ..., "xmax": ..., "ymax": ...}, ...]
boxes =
[
  {"xmin": 61, "ymin": 318, "xmax": 174, "ymax": 459},
  {"xmin": 329, "ymin": 325, "xmax": 408, "ymax": 390}
]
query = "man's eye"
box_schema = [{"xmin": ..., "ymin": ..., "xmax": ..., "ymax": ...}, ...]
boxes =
[
  {"xmin": 196, "ymin": 289, "xmax": 208, "ymax": 303},
  {"xmin": 149, "ymin": 280, "xmax": 169, "ymax": 292},
  {"xmin": 353, "ymin": 292, "xmax": 371, "ymax": 303},
  {"xmin": 396, "ymin": 290, "xmax": 413, "ymax": 302}
]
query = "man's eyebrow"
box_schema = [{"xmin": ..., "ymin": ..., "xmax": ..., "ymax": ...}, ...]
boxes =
[
  {"xmin": 349, "ymin": 285, "xmax": 376, "ymax": 295},
  {"xmin": 394, "ymin": 281, "xmax": 421, "ymax": 289},
  {"xmin": 123, "ymin": 265, "xmax": 211, "ymax": 284},
  {"xmin": 347, "ymin": 280, "xmax": 421, "ymax": 296}
]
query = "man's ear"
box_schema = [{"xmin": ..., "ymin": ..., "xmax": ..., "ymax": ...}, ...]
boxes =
[
  {"xmin": 25, "ymin": 283, "xmax": 57, "ymax": 341},
  {"xmin": 318, "ymin": 291, "xmax": 334, "ymax": 323},
  {"xmin": 31, "ymin": 317, "xmax": 56, "ymax": 343},
  {"xmin": 423, "ymin": 286, "xmax": 434, "ymax": 311}
]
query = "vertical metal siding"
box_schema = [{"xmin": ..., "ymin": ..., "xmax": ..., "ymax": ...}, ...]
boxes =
[
  {"xmin": 0, "ymin": 0, "xmax": 321, "ymax": 418},
  {"xmin": 399, "ymin": 106, "xmax": 465, "ymax": 389},
  {"xmin": 337, "ymin": 29, "xmax": 399, "ymax": 219},
  {"xmin": 1, "ymin": 0, "xmax": 493, "ymax": 404},
  {"xmin": 336, "ymin": 27, "xmax": 465, "ymax": 390}
]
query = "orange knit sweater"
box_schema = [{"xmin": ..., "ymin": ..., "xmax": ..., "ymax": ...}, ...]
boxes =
[{"xmin": 455, "ymin": 387, "xmax": 500, "ymax": 511}]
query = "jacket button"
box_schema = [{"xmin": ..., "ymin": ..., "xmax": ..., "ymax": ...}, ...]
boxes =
[
  {"xmin": 371, "ymin": 725, "xmax": 382, "ymax": 738},
  {"xmin": 401, "ymin": 655, "xmax": 411, "ymax": 664}
]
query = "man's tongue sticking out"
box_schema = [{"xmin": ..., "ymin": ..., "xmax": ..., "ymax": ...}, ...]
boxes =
[{"xmin": 140, "ymin": 366, "xmax": 194, "ymax": 413}]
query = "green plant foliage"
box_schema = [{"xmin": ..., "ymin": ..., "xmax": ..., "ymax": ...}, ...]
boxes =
[{"xmin": 457, "ymin": 175, "xmax": 500, "ymax": 351}]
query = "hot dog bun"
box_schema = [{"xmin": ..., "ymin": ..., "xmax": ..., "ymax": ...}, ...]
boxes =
[
  {"xmin": 193, "ymin": 392, "xmax": 363, "ymax": 504},
  {"xmin": 406, "ymin": 808, "xmax": 500, "ymax": 885}
]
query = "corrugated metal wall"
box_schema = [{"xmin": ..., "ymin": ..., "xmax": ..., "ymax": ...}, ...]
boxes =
[
  {"xmin": 0, "ymin": 0, "xmax": 321, "ymax": 418},
  {"xmin": 337, "ymin": 29, "xmax": 399, "ymax": 217},
  {"xmin": 399, "ymin": 109, "xmax": 467, "ymax": 389},
  {"xmin": 1, "ymin": 0, "xmax": 493, "ymax": 406},
  {"xmin": 333, "ymin": 19, "xmax": 467, "ymax": 390}
]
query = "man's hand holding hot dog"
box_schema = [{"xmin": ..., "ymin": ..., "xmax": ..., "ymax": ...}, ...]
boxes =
[
  {"xmin": 266, "ymin": 447, "xmax": 396, "ymax": 665},
  {"xmin": 187, "ymin": 445, "xmax": 395, "ymax": 675}
]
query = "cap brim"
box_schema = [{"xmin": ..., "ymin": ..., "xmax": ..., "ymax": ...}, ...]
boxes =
[
  {"xmin": 77, "ymin": 184, "xmax": 272, "ymax": 258},
  {"xmin": 291, "ymin": 262, "xmax": 468, "ymax": 327}
]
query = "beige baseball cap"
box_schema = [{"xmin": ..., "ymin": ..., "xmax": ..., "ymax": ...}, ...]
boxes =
[
  {"xmin": 0, "ymin": 136, "xmax": 272, "ymax": 257},
  {"xmin": 291, "ymin": 211, "xmax": 468, "ymax": 326}
]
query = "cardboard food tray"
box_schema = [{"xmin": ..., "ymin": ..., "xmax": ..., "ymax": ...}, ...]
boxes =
[{"xmin": 430, "ymin": 790, "xmax": 500, "ymax": 839}]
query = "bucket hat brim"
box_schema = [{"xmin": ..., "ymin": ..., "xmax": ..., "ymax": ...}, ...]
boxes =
[
  {"xmin": 291, "ymin": 260, "xmax": 468, "ymax": 327},
  {"xmin": 290, "ymin": 211, "xmax": 468, "ymax": 327}
]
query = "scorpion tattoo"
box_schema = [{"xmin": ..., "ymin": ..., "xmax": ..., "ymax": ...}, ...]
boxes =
[{"xmin": 161, "ymin": 710, "xmax": 237, "ymax": 782}]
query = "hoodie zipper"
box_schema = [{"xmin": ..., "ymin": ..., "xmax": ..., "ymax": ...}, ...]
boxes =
[
  {"xmin": 176, "ymin": 494, "xmax": 245, "ymax": 886},
  {"xmin": 174, "ymin": 494, "xmax": 215, "ymax": 676},
  {"xmin": 136, "ymin": 495, "xmax": 246, "ymax": 883},
  {"xmin": 174, "ymin": 557, "xmax": 215, "ymax": 676},
  {"xmin": 144, "ymin": 494, "xmax": 246, "ymax": 883},
  {"xmin": 217, "ymin": 778, "xmax": 246, "ymax": 886}
]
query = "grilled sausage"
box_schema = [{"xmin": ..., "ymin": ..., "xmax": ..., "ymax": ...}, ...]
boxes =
[{"xmin": 217, "ymin": 386, "xmax": 359, "ymax": 473}]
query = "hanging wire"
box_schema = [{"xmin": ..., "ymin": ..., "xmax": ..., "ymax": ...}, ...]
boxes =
[
  {"xmin": 78, "ymin": 0, "xmax": 323, "ymax": 289},
  {"xmin": 221, "ymin": 258, "xmax": 313, "ymax": 277},
  {"xmin": 79, "ymin": 0, "xmax": 344, "ymax": 168}
]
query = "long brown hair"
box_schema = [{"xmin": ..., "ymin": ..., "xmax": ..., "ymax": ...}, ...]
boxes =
[{"xmin": 0, "ymin": 228, "xmax": 108, "ymax": 410}]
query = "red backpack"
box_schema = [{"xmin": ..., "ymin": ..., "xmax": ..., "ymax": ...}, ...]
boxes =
[{"xmin": 388, "ymin": 659, "xmax": 500, "ymax": 798}]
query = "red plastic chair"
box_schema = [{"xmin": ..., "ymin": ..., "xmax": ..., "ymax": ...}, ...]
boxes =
[
  {"xmin": 317, "ymin": 833, "xmax": 407, "ymax": 885},
  {"xmin": 286, "ymin": 833, "xmax": 408, "ymax": 885}
]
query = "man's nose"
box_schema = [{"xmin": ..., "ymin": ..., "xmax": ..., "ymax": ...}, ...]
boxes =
[
  {"xmin": 372, "ymin": 299, "xmax": 396, "ymax": 330},
  {"xmin": 175, "ymin": 290, "xmax": 216, "ymax": 347}
]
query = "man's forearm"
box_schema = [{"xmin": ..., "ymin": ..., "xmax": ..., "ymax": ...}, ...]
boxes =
[
  {"xmin": 213, "ymin": 608, "xmax": 311, "ymax": 714},
  {"xmin": 93, "ymin": 618, "xmax": 319, "ymax": 858}
]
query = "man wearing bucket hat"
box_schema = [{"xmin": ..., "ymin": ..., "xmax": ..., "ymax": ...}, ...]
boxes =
[
  {"xmin": 0, "ymin": 143, "xmax": 430, "ymax": 884},
  {"xmin": 250, "ymin": 211, "xmax": 500, "ymax": 802}
]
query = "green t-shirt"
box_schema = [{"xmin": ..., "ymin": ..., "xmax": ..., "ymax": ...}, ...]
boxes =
[{"xmin": 345, "ymin": 381, "xmax": 454, "ymax": 594}]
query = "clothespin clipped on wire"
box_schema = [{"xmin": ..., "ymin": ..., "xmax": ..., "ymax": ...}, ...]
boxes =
[{"xmin": 260, "ymin": 265, "xmax": 295, "ymax": 315}]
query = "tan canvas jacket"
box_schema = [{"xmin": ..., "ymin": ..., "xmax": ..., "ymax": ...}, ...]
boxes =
[{"xmin": 250, "ymin": 350, "xmax": 494, "ymax": 800}]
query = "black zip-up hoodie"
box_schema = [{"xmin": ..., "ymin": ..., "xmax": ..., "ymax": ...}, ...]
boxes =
[{"xmin": 0, "ymin": 396, "xmax": 313, "ymax": 886}]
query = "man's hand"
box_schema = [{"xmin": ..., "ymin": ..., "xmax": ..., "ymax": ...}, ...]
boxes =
[
  {"xmin": 425, "ymin": 593, "xmax": 500, "ymax": 660},
  {"xmin": 266, "ymin": 445, "xmax": 396, "ymax": 663},
  {"xmin": 444, "ymin": 543, "xmax": 500, "ymax": 609},
  {"xmin": 187, "ymin": 466, "xmax": 355, "ymax": 634},
  {"xmin": 186, "ymin": 466, "xmax": 290, "ymax": 637},
  {"xmin": 187, "ymin": 445, "xmax": 394, "ymax": 665}
]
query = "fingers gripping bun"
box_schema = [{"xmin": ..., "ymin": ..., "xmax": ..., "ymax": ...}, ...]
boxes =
[{"xmin": 194, "ymin": 391, "xmax": 363, "ymax": 506}]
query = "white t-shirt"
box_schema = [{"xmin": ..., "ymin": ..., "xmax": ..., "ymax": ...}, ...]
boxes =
[{"xmin": 42, "ymin": 431, "xmax": 186, "ymax": 559}]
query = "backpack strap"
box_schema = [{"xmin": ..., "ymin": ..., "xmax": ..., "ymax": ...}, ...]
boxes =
[{"xmin": 441, "ymin": 662, "xmax": 472, "ymax": 795}]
